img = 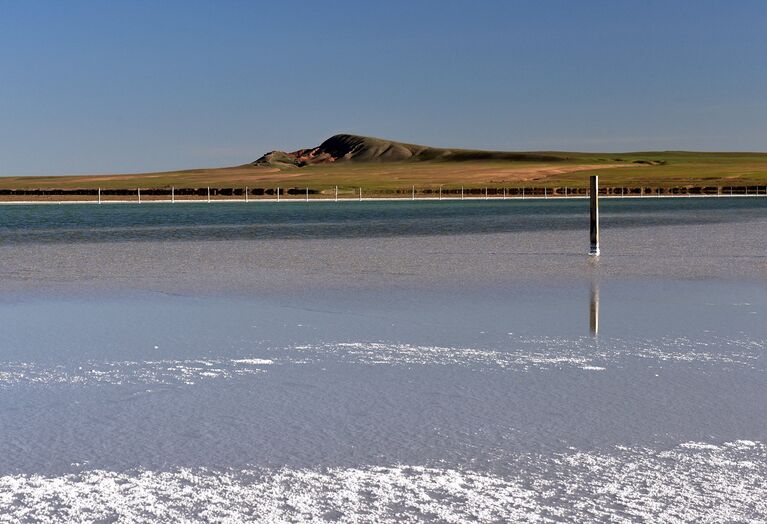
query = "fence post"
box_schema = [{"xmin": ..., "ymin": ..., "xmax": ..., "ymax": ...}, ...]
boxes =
[{"xmin": 589, "ymin": 175, "xmax": 599, "ymax": 256}]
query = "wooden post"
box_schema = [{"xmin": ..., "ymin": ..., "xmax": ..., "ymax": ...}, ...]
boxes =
[{"xmin": 589, "ymin": 175, "xmax": 599, "ymax": 256}]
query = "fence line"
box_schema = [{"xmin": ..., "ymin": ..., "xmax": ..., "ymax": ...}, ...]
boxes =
[{"xmin": 2, "ymin": 185, "xmax": 767, "ymax": 203}]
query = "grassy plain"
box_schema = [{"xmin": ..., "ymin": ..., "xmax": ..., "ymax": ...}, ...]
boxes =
[{"xmin": 2, "ymin": 151, "xmax": 767, "ymax": 194}]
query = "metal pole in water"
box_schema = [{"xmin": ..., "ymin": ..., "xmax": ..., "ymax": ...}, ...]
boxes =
[
  {"xmin": 359, "ymin": 187, "xmax": 362, "ymax": 201},
  {"xmin": 503, "ymin": 188, "xmax": 506, "ymax": 200},
  {"xmin": 207, "ymin": 187, "xmax": 210, "ymax": 203},
  {"xmin": 439, "ymin": 185, "xmax": 442, "ymax": 200},
  {"xmin": 485, "ymin": 187, "xmax": 488, "ymax": 200},
  {"xmin": 335, "ymin": 186, "xmax": 338, "ymax": 202},
  {"xmin": 544, "ymin": 187, "xmax": 547, "ymax": 199},
  {"xmin": 138, "ymin": 188, "xmax": 141, "ymax": 204},
  {"xmin": 589, "ymin": 175, "xmax": 600, "ymax": 256},
  {"xmin": 277, "ymin": 187, "xmax": 280, "ymax": 202},
  {"xmin": 522, "ymin": 187, "xmax": 525, "ymax": 199},
  {"xmin": 461, "ymin": 186, "xmax": 464, "ymax": 200},
  {"xmin": 245, "ymin": 187, "xmax": 248, "ymax": 203},
  {"xmin": 98, "ymin": 188, "xmax": 101, "ymax": 204},
  {"xmin": 172, "ymin": 186, "xmax": 175, "ymax": 203},
  {"xmin": 412, "ymin": 185, "xmax": 415, "ymax": 201},
  {"xmin": 306, "ymin": 187, "xmax": 309, "ymax": 202}
]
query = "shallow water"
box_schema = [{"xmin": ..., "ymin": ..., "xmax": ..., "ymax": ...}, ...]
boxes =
[
  {"xmin": 1, "ymin": 199, "xmax": 766, "ymax": 521},
  {"xmin": 1, "ymin": 197, "xmax": 766, "ymax": 244}
]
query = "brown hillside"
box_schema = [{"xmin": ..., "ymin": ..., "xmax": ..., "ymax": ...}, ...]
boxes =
[{"xmin": 252, "ymin": 134, "xmax": 569, "ymax": 167}]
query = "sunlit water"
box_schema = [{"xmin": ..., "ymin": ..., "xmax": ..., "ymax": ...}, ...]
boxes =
[{"xmin": 1, "ymin": 199, "xmax": 766, "ymax": 522}]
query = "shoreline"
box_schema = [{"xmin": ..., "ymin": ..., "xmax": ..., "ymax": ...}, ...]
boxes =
[{"xmin": 1, "ymin": 194, "xmax": 766, "ymax": 205}]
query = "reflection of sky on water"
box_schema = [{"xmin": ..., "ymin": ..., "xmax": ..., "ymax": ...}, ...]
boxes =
[{"xmin": 1, "ymin": 199, "xmax": 766, "ymax": 520}]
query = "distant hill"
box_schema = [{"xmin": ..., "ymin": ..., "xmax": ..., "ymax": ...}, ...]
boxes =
[{"xmin": 252, "ymin": 134, "xmax": 569, "ymax": 167}]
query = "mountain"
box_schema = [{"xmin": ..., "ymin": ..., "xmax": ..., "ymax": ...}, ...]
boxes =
[{"xmin": 252, "ymin": 134, "xmax": 569, "ymax": 167}]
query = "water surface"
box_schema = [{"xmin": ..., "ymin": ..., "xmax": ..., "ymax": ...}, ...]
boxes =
[{"xmin": 1, "ymin": 199, "xmax": 766, "ymax": 521}]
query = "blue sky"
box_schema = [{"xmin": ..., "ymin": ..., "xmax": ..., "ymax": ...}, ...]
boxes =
[{"xmin": 1, "ymin": 0, "xmax": 766, "ymax": 176}]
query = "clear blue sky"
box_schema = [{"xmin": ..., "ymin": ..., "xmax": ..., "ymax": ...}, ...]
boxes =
[{"xmin": 1, "ymin": 0, "xmax": 766, "ymax": 176}]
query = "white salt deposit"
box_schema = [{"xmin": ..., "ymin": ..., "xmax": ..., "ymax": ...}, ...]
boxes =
[{"xmin": 1, "ymin": 441, "xmax": 764, "ymax": 523}]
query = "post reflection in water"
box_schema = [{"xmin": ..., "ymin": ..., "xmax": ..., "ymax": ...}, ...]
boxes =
[{"xmin": 590, "ymin": 279, "xmax": 600, "ymax": 336}]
